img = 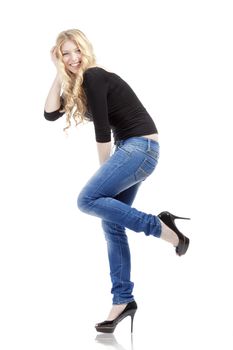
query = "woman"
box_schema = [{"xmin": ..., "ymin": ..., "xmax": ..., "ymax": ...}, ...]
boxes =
[{"xmin": 44, "ymin": 29, "xmax": 190, "ymax": 334}]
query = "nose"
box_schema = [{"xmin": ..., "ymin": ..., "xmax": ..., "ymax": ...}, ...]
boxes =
[{"xmin": 70, "ymin": 51, "xmax": 80, "ymax": 63}]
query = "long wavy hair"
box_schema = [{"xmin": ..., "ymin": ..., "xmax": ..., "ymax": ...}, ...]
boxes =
[{"xmin": 55, "ymin": 29, "xmax": 97, "ymax": 132}]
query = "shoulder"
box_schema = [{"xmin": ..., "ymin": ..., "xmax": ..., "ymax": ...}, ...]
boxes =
[
  {"xmin": 83, "ymin": 66, "xmax": 108, "ymax": 79},
  {"xmin": 83, "ymin": 67, "xmax": 109, "ymax": 89}
]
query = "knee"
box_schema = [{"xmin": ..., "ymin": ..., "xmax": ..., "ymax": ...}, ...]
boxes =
[{"xmin": 77, "ymin": 191, "xmax": 91, "ymax": 213}]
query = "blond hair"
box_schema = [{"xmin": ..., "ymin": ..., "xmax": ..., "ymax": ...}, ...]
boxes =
[{"xmin": 55, "ymin": 29, "xmax": 96, "ymax": 132}]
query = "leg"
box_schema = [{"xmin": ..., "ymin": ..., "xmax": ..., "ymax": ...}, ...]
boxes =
[
  {"xmin": 102, "ymin": 182, "xmax": 141, "ymax": 320},
  {"xmin": 78, "ymin": 138, "xmax": 185, "ymax": 254},
  {"xmin": 102, "ymin": 182, "xmax": 142, "ymax": 306},
  {"xmin": 77, "ymin": 138, "xmax": 162, "ymax": 238}
]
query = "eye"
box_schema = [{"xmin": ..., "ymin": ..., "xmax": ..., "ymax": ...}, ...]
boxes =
[
  {"xmin": 76, "ymin": 49, "xmax": 81, "ymax": 53},
  {"xmin": 62, "ymin": 53, "xmax": 68, "ymax": 56}
]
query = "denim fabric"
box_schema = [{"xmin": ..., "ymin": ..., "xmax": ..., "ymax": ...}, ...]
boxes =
[{"xmin": 77, "ymin": 137, "xmax": 161, "ymax": 304}]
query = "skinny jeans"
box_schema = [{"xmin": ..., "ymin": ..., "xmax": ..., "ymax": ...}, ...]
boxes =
[{"xmin": 77, "ymin": 137, "xmax": 161, "ymax": 304}]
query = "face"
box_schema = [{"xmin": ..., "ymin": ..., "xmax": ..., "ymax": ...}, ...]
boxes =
[{"xmin": 61, "ymin": 40, "xmax": 82, "ymax": 74}]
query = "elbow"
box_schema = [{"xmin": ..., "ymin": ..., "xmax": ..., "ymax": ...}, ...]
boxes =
[
  {"xmin": 44, "ymin": 111, "xmax": 55, "ymax": 121},
  {"xmin": 44, "ymin": 112, "xmax": 52, "ymax": 121},
  {"xmin": 44, "ymin": 109, "xmax": 64, "ymax": 121}
]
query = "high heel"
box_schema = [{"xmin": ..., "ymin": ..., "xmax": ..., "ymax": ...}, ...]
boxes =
[
  {"xmin": 95, "ymin": 301, "xmax": 137, "ymax": 333},
  {"xmin": 158, "ymin": 211, "xmax": 190, "ymax": 256}
]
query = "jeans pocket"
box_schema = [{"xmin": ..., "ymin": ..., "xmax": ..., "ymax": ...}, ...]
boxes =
[
  {"xmin": 118, "ymin": 144, "xmax": 133, "ymax": 156},
  {"xmin": 135, "ymin": 157, "xmax": 157, "ymax": 182}
]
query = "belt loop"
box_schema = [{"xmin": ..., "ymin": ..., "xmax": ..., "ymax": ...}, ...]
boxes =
[
  {"xmin": 111, "ymin": 143, "xmax": 116, "ymax": 155},
  {"xmin": 147, "ymin": 138, "xmax": 151, "ymax": 152}
]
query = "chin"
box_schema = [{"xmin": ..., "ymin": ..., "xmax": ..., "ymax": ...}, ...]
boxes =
[{"xmin": 66, "ymin": 68, "xmax": 78, "ymax": 75}]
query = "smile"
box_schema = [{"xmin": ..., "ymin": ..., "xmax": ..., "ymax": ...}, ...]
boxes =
[{"xmin": 70, "ymin": 62, "xmax": 81, "ymax": 67}]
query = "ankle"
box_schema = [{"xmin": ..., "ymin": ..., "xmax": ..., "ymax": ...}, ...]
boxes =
[
  {"xmin": 160, "ymin": 220, "xmax": 179, "ymax": 246},
  {"xmin": 107, "ymin": 304, "xmax": 127, "ymax": 321}
]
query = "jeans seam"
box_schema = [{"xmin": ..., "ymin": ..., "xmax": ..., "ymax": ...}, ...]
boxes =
[{"xmin": 116, "ymin": 223, "xmax": 123, "ymax": 304}]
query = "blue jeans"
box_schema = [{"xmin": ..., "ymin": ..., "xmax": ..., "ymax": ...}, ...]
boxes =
[{"xmin": 77, "ymin": 137, "xmax": 161, "ymax": 304}]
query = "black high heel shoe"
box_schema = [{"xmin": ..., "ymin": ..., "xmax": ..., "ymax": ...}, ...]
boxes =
[
  {"xmin": 158, "ymin": 211, "xmax": 190, "ymax": 256},
  {"xmin": 95, "ymin": 301, "xmax": 137, "ymax": 333}
]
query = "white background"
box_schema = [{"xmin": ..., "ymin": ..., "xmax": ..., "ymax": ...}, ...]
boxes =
[{"xmin": 0, "ymin": 0, "xmax": 232, "ymax": 349}]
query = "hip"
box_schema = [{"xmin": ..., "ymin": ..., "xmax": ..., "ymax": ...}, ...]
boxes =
[{"xmin": 115, "ymin": 135, "xmax": 160, "ymax": 162}]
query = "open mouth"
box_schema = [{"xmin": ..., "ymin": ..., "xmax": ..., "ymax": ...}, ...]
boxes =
[{"xmin": 70, "ymin": 62, "xmax": 81, "ymax": 67}]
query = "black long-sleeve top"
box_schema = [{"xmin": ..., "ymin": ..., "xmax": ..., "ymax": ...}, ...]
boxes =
[{"xmin": 44, "ymin": 67, "xmax": 158, "ymax": 143}]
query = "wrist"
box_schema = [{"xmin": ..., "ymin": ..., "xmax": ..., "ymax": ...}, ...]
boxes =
[{"xmin": 55, "ymin": 73, "xmax": 62, "ymax": 85}]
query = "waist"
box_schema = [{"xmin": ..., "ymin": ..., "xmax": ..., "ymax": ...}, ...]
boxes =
[
  {"xmin": 114, "ymin": 133, "xmax": 158, "ymax": 145},
  {"xmin": 115, "ymin": 135, "xmax": 159, "ymax": 149},
  {"xmin": 139, "ymin": 133, "xmax": 158, "ymax": 142}
]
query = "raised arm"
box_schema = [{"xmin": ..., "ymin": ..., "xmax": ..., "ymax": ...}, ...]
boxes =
[
  {"xmin": 44, "ymin": 47, "xmax": 64, "ymax": 121},
  {"xmin": 44, "ymin": 74, "xmax": 62, "ymax": 113}
]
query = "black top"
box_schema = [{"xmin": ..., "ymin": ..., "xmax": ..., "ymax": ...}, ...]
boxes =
[{"xmin": 44, "ymin": 67, "xmax": 158, "ymax": 143}]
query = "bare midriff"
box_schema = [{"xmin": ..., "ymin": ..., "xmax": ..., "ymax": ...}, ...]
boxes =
[{"xmin": 140, "ymin": 133, "xmax": 159, "ymax": 142}]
